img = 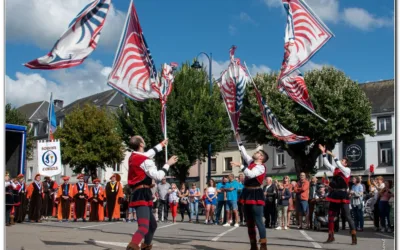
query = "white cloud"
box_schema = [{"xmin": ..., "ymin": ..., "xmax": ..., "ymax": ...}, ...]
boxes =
[
  {"xmin": 6, "ymin": 0, "xmax": 126, "ymax": 51},
  {"xmin": 262, "ymin": 0, "xmax": 393, "ymax": 31},
  {"xmin": 263, "ymin": 0, "xmax": 281, "ymax": 8},
  {"xmin": 305, "ymin": 0, "xmax": 340, "ymax": 23},
  {"xmin": 300, "ymin": 61, "xmax": 325, "ymax": 72},
  {"xmin": 239, "ymin": 12, "xmax": 258, "ymax": 26},
  {"xmin": 228, "ymin": 25, "xmax": 237, "ymax": 36},
  {"xmin": 6, "ymin": 59, "xmax": 113, "ymax": 107},
  {"xmin": 342, "ymin": 8, "xmax": 393, "ymax": 30}
]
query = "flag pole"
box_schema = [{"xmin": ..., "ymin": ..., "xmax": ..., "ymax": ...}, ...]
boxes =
[
  {"xmin": 48, "ymin": 92, "xmax": 52, "ymax": 141},
  {"xmin": 164, "ymin": 104, "xmax": 168, "ymax": 164}
]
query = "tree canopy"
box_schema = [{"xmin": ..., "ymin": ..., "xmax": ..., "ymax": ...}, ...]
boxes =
[
  {"xmin": 5, "ymin": 103, "xmax": 34, "ymax": 160},
  {"xmin": 116, "ymin": 63, "xmax": 232, "ymax": 183},
  {"xmin": 239, "ymin": 67, "xmax": 375, "ymax": 174},
  {"xmin": 55, "ymin": 103, "xmax": 125, "ymax": 180}
]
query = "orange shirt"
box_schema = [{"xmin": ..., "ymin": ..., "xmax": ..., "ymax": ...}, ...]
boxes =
[{"xmin": 295, "ymin": 179, "xmax": 310, "ymax": 201}]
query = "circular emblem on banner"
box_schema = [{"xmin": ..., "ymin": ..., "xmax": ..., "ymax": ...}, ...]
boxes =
[
  {"xmin": 42, "ymin": 150, "xmax": 57, "ymax": 167},
  {"xmin": 345, "ymin": 144, "xmax": 362, "ymax": 162}
]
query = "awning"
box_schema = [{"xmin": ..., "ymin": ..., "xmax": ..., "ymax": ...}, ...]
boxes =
[{"xmin": 269, "ymin": 174, "xmax": 297, "ymax": 181}]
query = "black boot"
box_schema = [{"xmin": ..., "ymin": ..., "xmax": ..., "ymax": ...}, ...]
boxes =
[{"xmin": 351, "ymin": 230, "xmax": 357, "ymax": 245}]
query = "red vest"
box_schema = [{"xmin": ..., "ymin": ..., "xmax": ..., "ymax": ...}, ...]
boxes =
[
  {"xmin": 247, "ymin": 162, "xmax": 266, "ymax": 185},
  {"xmin": 333, "ymin": 168, "xmax": 350, "ymax": 186},
  {"xmin": 128, "ymin": 152, "xmax": 149, "ymax": 186}
]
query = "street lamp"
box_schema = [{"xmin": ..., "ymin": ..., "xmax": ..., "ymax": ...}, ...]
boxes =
[{"xmin": 191, "ymin": 52, "xmax": 212, "ymax": 184}]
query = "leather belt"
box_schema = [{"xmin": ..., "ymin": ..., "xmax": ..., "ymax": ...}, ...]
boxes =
[
  {"xmin": 132, "ymin": 184, "xmax": 154, "ymax": 192},
  {"xmin": 244, "ymin": 186, "xmax": 262, "ymax": 189}
]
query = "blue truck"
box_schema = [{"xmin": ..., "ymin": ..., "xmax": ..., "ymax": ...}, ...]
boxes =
[{"xmin": 6, "ymin": 124, "xmax": 27, "ymax": 177}]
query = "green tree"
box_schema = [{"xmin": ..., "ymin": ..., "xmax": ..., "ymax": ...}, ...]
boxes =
[
  {"xmin": 117, "ymin": 63, "xmax": 232, "ymax": 183},
  {"xmin": 55, "ymin": 103, "xmax": 125, "ymax": 181},
  {"xmin": 5, "ymin": 103, "xmax": 34, "ymax": 160},
  {"xmin": 240, "ymin": 67, "xmax": 375, "ymax": 174}
]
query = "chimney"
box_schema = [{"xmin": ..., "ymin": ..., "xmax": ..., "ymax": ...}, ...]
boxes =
[{"xmin": 54, "ymin": 99, "xmax": 64, "ymax": 108}]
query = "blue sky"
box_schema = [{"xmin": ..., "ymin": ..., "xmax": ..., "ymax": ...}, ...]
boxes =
[{"xmin": 5, "ymin": 0, "xmax": 394, "ymax": 107}]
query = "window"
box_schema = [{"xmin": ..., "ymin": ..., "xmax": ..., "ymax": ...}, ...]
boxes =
[
  {"xmin": 378, "ymin": 141, "xmax": 393, "ymax": 166},
  {"xmin": 377, "ymin": 116, "xmax": 391, "ymax": 134},
  {"xmin": 275, "ymin": 148, "xmax": 285, "ymax": 167},
  {"xmin": 113, "ymin": 163, "xmax": 121, "ymax": 172},
  {"xmin": 224, "ymin": 157, "xmax": 233, "ymax": 171},
  {"xmin": 211, "ymin": 158, "xmax": 216, "ymax": 172},
  {"xmin": 28, "ymin": 167, "xmax": 33, "ymax": 180},
  {"xmin": 33, "ymin": 123, "xmax": 38, "ymax": 136}
]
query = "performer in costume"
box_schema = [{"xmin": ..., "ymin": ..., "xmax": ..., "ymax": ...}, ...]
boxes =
[
  {"xmin": 105, "ymin": 173, "xmax": 124, "ymax": 221},
  {"xmin": 27, "ymin": 174, "xmax": 43, "ymax": 222},
  {"xmin": 89, "ymin": 179, "xmax": 105, "ymax": 222},
  {"xmin": 126, "ymin": 136, "xmax": 178, "ymax": 250},
  {"xmin": 15, "ymin": 174, "xmax": 28, "ymax": 223},
  {"xmin": 5, "ymin": 172, "xmax": 17, "ymax": 226},
  {"xmin": 10, "ymin": 178, "xmax": 22, "ymax": 225},
  {"xmin": 230, "ymin": 133, "xmax": 268, "ymax": 250},
  {"xmin": 57, "ymin": 176, "xmax": 73, "ymax": 222},
  {"xmin": 46, "ymin": 177, "xmax": 58, "ymax": 218},
  {"xmin": 318, "ymin": 144, "xmax": 357, "ymax": 245},
  {"xmin": 41, "ymin": 176, "xmax": 52, "ymax": 220},
  {"xmin": 73, "ymin": 174, "xmax": 89, "ymax": 222}
]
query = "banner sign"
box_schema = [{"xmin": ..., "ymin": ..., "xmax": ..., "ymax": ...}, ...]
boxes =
[
  {"xmin": 342, "ymin": 138, "xmax": 365, "ymax": 171},
  {"xmin": 37, "ymin": 140, "xmax": 62, "ymax": 176}
]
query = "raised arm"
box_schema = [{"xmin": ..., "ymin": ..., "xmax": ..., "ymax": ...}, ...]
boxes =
[
  {"xmin": 322, "ymin": 154, "xmax": 335, "ymax": 173},
  {"xmin": 238, "ymin": 144, "xmax": 253, "ymax": 166},
  {"xmin": 240, "ymin": 163, "xmax": 265, "ymax": 179},
  {"xmin": 142, "ymin": 143, "xmax": 164, "ymax": 159}
]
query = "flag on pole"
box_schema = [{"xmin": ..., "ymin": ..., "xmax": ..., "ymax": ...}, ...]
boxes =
[
  {"xmin": 48, "ymin": 93, "xmax": 57, "ymax": 140},
  {"xmin": 216, "ymin": 46, "xmax": 250, "ymax": 134},
  {"xmin": 277, "ymin": 0, "xmax": 333, "ymax": 121},
  {"xmin": 24, "ymin": 0, "xmax": 111, "ymax": 70},
  {"xmin": 278, "ymin": 0, "xmax": 334, "ymax": 80},
  {"xmin": 107, "ymin": 0, "xmax": 159, "ymax": 101},
  {"xmin": 159, "ymin": 63, "xmax": 175, "ymax": 135},
  {"xmin": 253, "ymin": 86, "xmax": 309, "ymax": 144}
]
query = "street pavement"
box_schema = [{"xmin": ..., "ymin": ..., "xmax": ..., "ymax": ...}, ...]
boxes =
[{"xmin": 6, "ymin": 217, "xmax": 394, "ymax": 250}]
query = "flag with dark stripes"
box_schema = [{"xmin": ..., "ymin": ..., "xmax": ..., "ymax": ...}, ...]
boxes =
[
  {"xmin": 253, "ymin": 86, "xmax": 309, "ymax": 144},
  {"xmin": 107, "ymin": 0, "xmax": 159, "ymax": 101},
  {"xmin": 278, "ymin": 70, "xmax": 315, "ymax": 112},
  {"xmin": 217, "ymin": 46, "xmax": 249, "ymax": 132},
  {"xmin": 24, "ymin": 0, "xmax": 110, "ymax": 70}
]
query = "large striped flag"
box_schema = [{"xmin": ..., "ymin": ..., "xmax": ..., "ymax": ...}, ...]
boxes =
[
  {"xmin": 25, "ymin": 0, "xmax": 111, "ymax": 70},
  {"xmin": 254, "ymin": 86, "xmax": 310, "ymax": 144},
  {"xmin": 107, "ymin": 0, "xmax": 159, "ymax": 101},
  {"xmin": 278, "ymin": 0, "xmax": 333, "ymax": 79},
  {"xmin": 277, "ymin": 0, "xmax": 333, "ymax": 122},
  {"xmin": 48, "ymin": 93, "xmax": 57, "ymax": 140},
  {"xmin": 217, "ymin": 46, "xmax": 250, "ymax": 137}
]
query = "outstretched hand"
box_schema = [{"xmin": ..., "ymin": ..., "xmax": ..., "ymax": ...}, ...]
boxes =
[
  {"xmin": 230, "ymin": 161, "xmax": 241, "ymax": 168},
  {"xmin": 167, "ymin": 155, "xmax": 178, "ymax": 166},
  {"xmin": 318, "ymin": 144, "xmax": 326, "ymax": 153}
]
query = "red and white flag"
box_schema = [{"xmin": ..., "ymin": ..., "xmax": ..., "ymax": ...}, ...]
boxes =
[{"xmin": 107, "ymin": 0, "xmax": 159, "ymax": 101}]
